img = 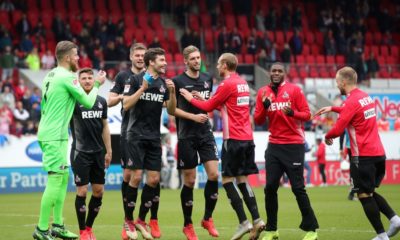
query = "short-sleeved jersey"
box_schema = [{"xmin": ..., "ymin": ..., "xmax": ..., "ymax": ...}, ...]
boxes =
[
  {"xmin": 325, "ymin": 88, "xmax": 385, "ymax": 157},
  {"xmin": 254, "ymin": 81, "xmax": 311, "ymax": 144},
  {"xmin": 38, "ymin": 66, "xmax": 99, "ymax": 141},
  {"xmin": 173, "ymin": 72, "xmax": 213, "ymax": 139},
  {"xmin": 70, "ymin": 96, "xmax": 107, "ymax": 153},
  {"xmin": 125, "ymin": 72, "xmax": 169, "ymax": 140},
  {"xmin": 110, "ymin": 70, "xmax": 136, "ymax": 136},
  {"xmin": 189, "ymin": 73, "xmax": 253, "ymax": 141}
]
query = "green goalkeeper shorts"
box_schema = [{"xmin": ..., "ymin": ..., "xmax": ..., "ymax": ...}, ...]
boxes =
[{"xmin": 39, "ymin": 140, "xmax": 69, "ymax": 173}]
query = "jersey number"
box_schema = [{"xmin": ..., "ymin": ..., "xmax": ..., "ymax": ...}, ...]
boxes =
[{"xmin": 44, "ymin": 82, "xmax": 50, "ymax": 102}]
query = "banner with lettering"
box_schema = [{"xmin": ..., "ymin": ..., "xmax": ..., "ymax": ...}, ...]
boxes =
[{"xmin": 370, "ymin": 93, "xmax": 400, "ymax": 130}]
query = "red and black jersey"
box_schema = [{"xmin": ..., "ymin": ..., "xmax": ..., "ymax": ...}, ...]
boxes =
[
  {"xmin": 326, "ymin": 88, "xmax": 385, "ymax": 157},
  {"xmin": 190, "ymin": 73, "xmax": 253, "ymax": 140},
  {"xmin": 254, "ymin": 81, "xmax": 310, "ymax": 144}
]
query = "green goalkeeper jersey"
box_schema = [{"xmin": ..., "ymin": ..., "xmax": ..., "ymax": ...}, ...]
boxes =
[{"xmin": 38, "ymin": 66, "xmax": 100, "ymax": 141}]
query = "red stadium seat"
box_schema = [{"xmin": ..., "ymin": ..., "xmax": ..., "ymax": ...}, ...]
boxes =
[
  {"xmin": 225, "ymin": 14, "xmax": 236, "ymax": 31},
  {"xmin": 306, "ymin": 55, "xmax": 316, "ymax": 64},
  {"xmin": 200, "ymin": 14, "xmax": 212, "ymax": 29},
  {"xmin": 188, "ymin": 14, "xmax": 200, "ymax": 32},
  {"xmin": 95, "ymin": 0, "xmax": 107, "ymax": 12},
  {"xmin": 285, "ymin": 31, "xmax": 293, "ymax": 42},
  {"xmin": 315, "ymin": 32, "xmax": 323, "ymax": 46},
  {"xmin": 302, "ymin": 44, "xmax": 310, "ymax": 56},
  {"xmin": 380, "ymin": 46, "xmax": 389, "ymax": 57},
  {"xmin": 311, "ymin": 45, "xmax": 320, "ymax": 56},
  {"xmin": 41, "ymin": 11, "xmax": 53, "ymax": 29},
  {"xmin": 390, "ymin": 46, "xmax": 399, "ymax": 58},
  {"xmin": 144, "ymin": 29, "xmax": 155, "ymax": 44},
  {"xmin": 373, "ymin": 32, "xmax": 382, "ymax": 44},
  {"xmin": 109, "ymin": 0, "xmax": 121, "ymax": 13},
  {"xmin": 296, "ymin": 55, "xmax": 305, "ymax": 64},
  {"xmin": 365, "ymin": 32, "xmax": 373, "ymax": 45},
  {"xmin": 124, "ymin": 28, "xmax": 135, "ymax": 45},
  {"xmin": 27, "ymin": 11, "xmax": 39, "ymax": 28},
  {"xmin": 11, "ymin": 10, "xmax": 23, "ymax": 26},
  {"xmin": 134, "ymin": 28, "xmax": 145, "ymax": 43},
  {"xmin": 305, "ymin": 32, "xmax": 314, "ymax": 45},
  {"xmin": 137, "ymin": 13, "xmax": 149, "ymax": 28},
  {"xmin": 166, "ymin": 28, "xmax": 176, "ymax": 42},
  {"xmin": 236, "ymin": 54, "xmax": 243, "ymax": 63},
  {"xmin": 150, "ymin": 13, "xmax": 162, "ymax": 30},
  {"xmin": 81, "ymin": 0, "xmax": 93, "ymax": 11},
  {"xmin": 237, "ymin": 15, "xmax": 249, "ymax": 33},
  {"xmin": 326, "ymin": 55, "xmax": 335, "ymax": 64},
  {"xmin": 40, "ymin": 0, "xmax": 52, "ymax": 10},
  {"xmin": 68, "ymin": 0, "xmax": 79, "ymax": 13},
  {"xmin": 377, "ymin": 56, "xmax": 386, "ymax": 65},
  {"xmin": 371, "ymin": 45, "xmax": 379, "ymax": 58},
  {"xmin": 121, "ymin": 0, "xmax": 133, "ymax": 13},
  {"xmin": 165, "ymin": 53, "xmax": 173, "ymax": 63},
  {"xmin": 174, "ymin": 53, "xmax": 184, "ymax": 63},
  {"xmin": 135, "ymin": 0, "xmax": 147, "ymax": 12},
  {"xmin": 124, "ymin": 14, "xmax": 135, "ymax": 28},
  {"xmin": 244, "ymin": 54, "xmax": 255, "ymax": 64},
  {"xmin": 0, "ymin": 11, "xmax": 10, "ymax": 30},
  {"xmin": 204, "ymin": 29, "xmax": 215, "ymax": 52},
  {"xmin": 27, "ymin": 0, "xmax": 38, "ymax": 10},
  {"xmin": 155, "ymin": 29, "xmax": 165, "ymax": 42},
  {"xmin": 386, "ymin": 56, "xmax": 396, "ymax": 65},
  {"xmin": 335, "ymin": 55, "xmax": 345, "ymax": 65},
  {"xmin": 275, "ymin": 31, "xmax": 284, "ymax": 45},
  {"xmin": 316, "ymin": 55, "xmax": 325, "ymax": 64}
]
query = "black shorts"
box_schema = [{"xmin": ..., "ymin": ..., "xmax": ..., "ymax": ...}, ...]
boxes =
[
  {"xmin": 126, "ymin": 138, "xmax": 162, "ymax": 171},
  {"xmin": 350, "ymin": 156, "xmax": 386, "ymax": 194},
  {"xmin": 70, "ymin": 150, "xmax": 105, "ymax": 186},
  {"xmin": 177, "ymin": 135, "xmax": 218, "ymax": 170},
  {"xmin": 120, "ymin": 133, "xmax": 129, "ymax": 169},
  {"xmin": 265, "ymin": 143, "xmax": 305, "ymax": 189},
  {"xmin": 221, "ymin": 139, "xmax": 258, "ymax": 177}
]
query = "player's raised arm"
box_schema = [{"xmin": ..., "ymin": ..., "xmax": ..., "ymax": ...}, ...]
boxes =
[{"xmin": 66, "ymin": 70, "xmax": 106, "ymax": 108}]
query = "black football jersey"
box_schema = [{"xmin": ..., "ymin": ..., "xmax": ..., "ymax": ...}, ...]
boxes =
[
  {"xmin": 125, "ymin": 72, "xmax": 170, "ymax": 140},
  {"xmin": 70, "ymin": 96, "xmax": 108, "ymax": 153},
  {"xmin": 110, "ymin": 70, "xmax": 136, "ymax": 136},
  {"xmin": 173, "ymin": 72, "xmax": 213, "ymax": 139}
]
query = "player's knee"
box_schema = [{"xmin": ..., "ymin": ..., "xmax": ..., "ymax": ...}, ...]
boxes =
[
  {"xmin": 77, "ymin": 185, "xmax": 89, "ymax": 197},
  {"xmin": 147, "ymin": 175, "xmax": 160, "ymax": 187},
  {"xmin": 207, "ymin": 171, "xmax": 219, "ymax": 181},
  {"xmin": 92, "ymin": 187, "xmax": 104, "ymax": 197},
  {"xmin": 184, "ymin": 178, "xmax": 196, "ymax": 188},
  {"xmin": 130, "ymin": 174, "xmax": 142, "ymax": 186}
]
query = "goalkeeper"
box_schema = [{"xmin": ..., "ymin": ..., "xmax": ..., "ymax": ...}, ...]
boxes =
[{"xmin": 33, "ymin": 41, "xmax": 106, "ymax": 240}]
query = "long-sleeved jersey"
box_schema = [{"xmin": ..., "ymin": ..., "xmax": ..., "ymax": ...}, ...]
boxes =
[
  {"xmin": 325, "ymin": 88, "xmax": 385, "ymax": 157},
  {"xmin": 254, "ymin": 81, "xmax": 310, "ymax": 144},
  {"xmin": 189, "ymin": 73, "xmax": 253, "ymax": 140}
]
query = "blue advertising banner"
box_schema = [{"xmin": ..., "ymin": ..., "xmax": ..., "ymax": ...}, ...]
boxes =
[
  {"xmin": 370, "ymin": 93, "xmax": 400, "ymax": 130},
  {"xmin": 0, "ymin": 165, "xmax": 125, "ymax": 194}
]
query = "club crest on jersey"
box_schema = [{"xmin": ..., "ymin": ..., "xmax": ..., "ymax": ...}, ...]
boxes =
[
  {"xmin": 204, "ymin": 81, "xmax": 209, "ymax": 89},
  {"xmin": 98, "ymin": 102, "xmax": 103, "ymax": 109},
  {"xmin": 159, "ymin": 85, "xmax": 166, "ymax": 93},
  {"xmin": 283, "ymin": 91, "xmax": 289, "ymax": 99},
  {"xmin": 73, "ymin": 79, "xmax": 79, "ymax": 87}
]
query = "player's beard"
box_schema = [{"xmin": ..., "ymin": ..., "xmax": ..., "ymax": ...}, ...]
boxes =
[
  {"xmin": 70, "ymin": 61, "xmax": 79, "ymax": 72},
  {"xmin": 189, "ymin": 64, "xmax": 200, "ymax": 72},
  {"xmin": 339, "ymin": 88, "xmax": 346, "ymax": 95},
  {"xmin": 270, "ymin": 75, "xmax": 283, "ymax": 87}
]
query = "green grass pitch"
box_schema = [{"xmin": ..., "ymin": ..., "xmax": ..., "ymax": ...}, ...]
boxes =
[{"xmin": 1, "ymin": 185, "xmax": 399, "ymax": 239}]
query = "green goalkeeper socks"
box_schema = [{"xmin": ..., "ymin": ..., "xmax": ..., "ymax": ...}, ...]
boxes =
[{"xmin": 38, "ymin": 172, "xmax": 69, "ymax": 230}]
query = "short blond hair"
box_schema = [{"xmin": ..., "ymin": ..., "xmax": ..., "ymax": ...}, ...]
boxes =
[
  {"xmin": 130, "ymin": 42, "xmax": 147, "ymax": 54},
  {"xmin": 219, "ymin": 53, "xmax": 237, "ymax": 71},
  {"xmin": 337, "ymin": 66, "xmax": 357, "ymax": 84},
  {"xmin": 55, "ymin": 41, "xmax": 77, "ymax": 62},
  {"xmin": 183, "ymin": 45, "xmax": 200, "ymax": 60}
]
